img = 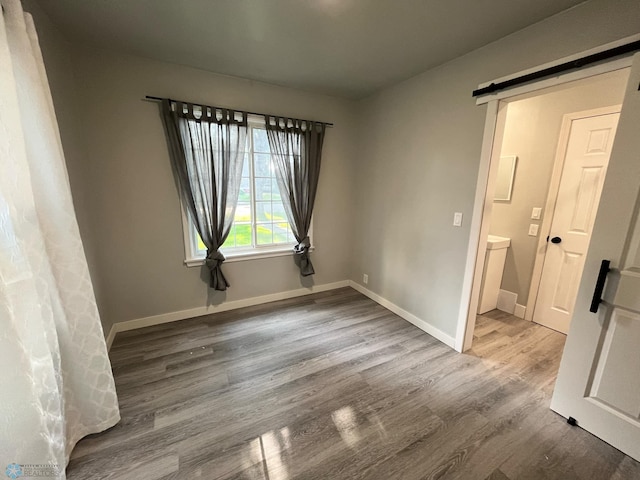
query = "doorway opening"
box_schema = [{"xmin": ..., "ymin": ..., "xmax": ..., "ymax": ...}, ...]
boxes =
[{"xmin": 467, "ymin": 67, "xmax": 630, "ymax": 352}]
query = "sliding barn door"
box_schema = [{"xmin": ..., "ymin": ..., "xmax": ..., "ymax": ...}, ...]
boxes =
[{"xmin": 551, "ymin": 53, "xmax": 640, "ymax": 461}]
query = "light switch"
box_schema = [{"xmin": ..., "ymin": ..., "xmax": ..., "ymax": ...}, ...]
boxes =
[
  {"xmin": 453, "ymin": 212, "xmax": 463, "ymax": 227},
  {"xmin": 528, "ymin": 224, "xmax": 539, "ymax": 236},
  {"xmin": 531, "ymin": 207, "xmax": 542, "ymax": 220}
]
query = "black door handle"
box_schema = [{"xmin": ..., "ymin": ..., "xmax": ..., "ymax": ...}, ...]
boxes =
[
  {"xmin": 589, "ymin": 260, "xmax": 611, "ymax": 313},
  {"xmin": 548, "ymin": 236, "xmax": 562, "ymax": 244}
]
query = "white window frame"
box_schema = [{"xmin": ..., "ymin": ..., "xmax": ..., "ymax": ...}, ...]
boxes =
[{"xmin": 180, "ymin": 115, "xmax": 313, "ymax": 267}]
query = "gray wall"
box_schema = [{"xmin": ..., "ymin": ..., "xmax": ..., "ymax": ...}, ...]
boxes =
[
  {"xmin": 351, "ymin": 0, "xmax": 640, "ymax": 339},
  {"xmin": 491, "ymin": 70, "xmax": 629, "ymax": 306},
  {"xmin": 66, "ymin": 47, "xmax": 358, "ymax": 334}
]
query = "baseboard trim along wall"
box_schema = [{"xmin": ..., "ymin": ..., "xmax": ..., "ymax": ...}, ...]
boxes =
[
  {"xmin": 105, "ymin": 280, "xmax": 350, "ymax": 350},
  {"xmin": 497, "ymin": 289, "xmax": 518, "ymax": 314},
  {"xmin": 514, "ymin": 303, "xmax": 527, "ymax": 319},
  {"xmin": 495, "ymin": 289, "xmax": 527, "ymax": 320},
  {"xmin": 106, "ymin": 279, "xmax": 456, "ymax": 351},
  {"xmin": 348, "ymin": 282, "xmax": 456, "ymax": 349}
]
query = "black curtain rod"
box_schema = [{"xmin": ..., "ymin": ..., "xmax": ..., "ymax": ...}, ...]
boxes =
[
  {"xmin": 472, "ymin": 40, "xmax": 640, "ymax": 97},
  {"xmin": 145, "ymin": 95, "xmax": 334, "ymax": 127}
]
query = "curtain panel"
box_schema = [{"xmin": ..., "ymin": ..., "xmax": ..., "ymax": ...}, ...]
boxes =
[
  {"xmin": 264, "ymin": 117, "xmax": 325, "ymax": 276},
  {"xmin": 162, "ymin": 100, "xmax": 247, "ymax": 290},
  {"xmin": 0, "ymin": 0, "xmax": 120, "ymax": 475}
]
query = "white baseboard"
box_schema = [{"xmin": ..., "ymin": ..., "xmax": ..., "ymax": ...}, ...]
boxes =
[
  {"xmin": 497, "ymin": 289, "xmax": 518, "ymax": 314},
  {"xmin": 106, "ymin": 278, "xmax": 456, "ymax": 352},
  {"xmin": 106, "ymin": 327, "xmax": 117, "ymax": 350},
  {"xmin": 106, "ymin": 280, "xmax": 350, "ymax": 350},
  {"xmin": 349, "ymin": 281, "xmax": 456, "ymax": 349},
  {"xmin": 514, "ymin": 303, "xmax": 527, "ymax": 319}
]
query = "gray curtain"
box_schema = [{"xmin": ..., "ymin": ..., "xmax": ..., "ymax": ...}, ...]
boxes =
[
  {"xmin": 162, "ymin": 100, "xmax": 247, "ymax": 290},
  {"xmin": 264, "ymin": 116, "xmax": 325, "ymax": 276}
]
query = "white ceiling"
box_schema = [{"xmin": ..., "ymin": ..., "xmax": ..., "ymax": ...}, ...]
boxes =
[{"xmin": 34, "ymin": 0, "xmax": 586, "ymax": 99}]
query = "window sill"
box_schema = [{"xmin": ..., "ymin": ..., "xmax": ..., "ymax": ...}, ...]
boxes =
[{"xmin": 184, "ymin": 245, "xmax": 314, "ymax": 267}]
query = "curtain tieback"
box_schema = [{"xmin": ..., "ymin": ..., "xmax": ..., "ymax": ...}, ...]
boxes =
[
  {"xmin": 294, "ymin": 237, "xmax": 311, "ymax": 255},
  {"xmin": 205, "ymin": 249, "xmax": 226, "ymax": 270},
  {"xmin": 205, "ymin": 249, "xmax": 231, "ymax": 291},
  {"xmin": 294, "ymin": 237, "xmax": 314, "ymax": 276}
]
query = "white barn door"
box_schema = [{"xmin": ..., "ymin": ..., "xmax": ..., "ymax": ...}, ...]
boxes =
[{"xmin": 551, "ymin": 53, "xmax": 640, "ymax": 461}]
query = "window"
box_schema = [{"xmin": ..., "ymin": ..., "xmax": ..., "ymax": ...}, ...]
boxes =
[{"xmin": 182, "ymin": 117, "xmax": 308, "ymax": 266}]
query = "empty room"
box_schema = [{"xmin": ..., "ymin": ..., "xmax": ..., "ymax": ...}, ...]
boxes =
[{"xmin": 2, "ymin": 0, "xmax": 640, "ymax": 479}]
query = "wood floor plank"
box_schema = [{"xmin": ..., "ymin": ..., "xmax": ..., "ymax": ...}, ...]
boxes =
[
  {"xmin": 66, "ymin": 291, "xmax": 640, "ymax": 479},
  {"xmin": 485, "ymin": 469, "xmax": 511, "ymax": 480},
  {"xmin": 610, "ymin": 456, "xmax": 640, "ymax": 480}
]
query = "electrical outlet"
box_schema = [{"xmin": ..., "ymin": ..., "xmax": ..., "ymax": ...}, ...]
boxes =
[
  {"xmin": 528, "ymin": 224, "xmax": 539, "ymax": 236},
  {"xmin": 363, "ymin": 274, "xmax": 368, "ymax": 284},
  {"xmin": 531, "ymin": 207, "xmax": 542, "ymax": 220},
  {"xmin": 453, "ymin": 212, "xmax": 463, "ymax": 227}
]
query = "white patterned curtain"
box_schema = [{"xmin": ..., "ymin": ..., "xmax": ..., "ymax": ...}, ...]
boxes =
[{"xmin": 0, "ymin": 0, "xmax": 120, "ymax": 477}]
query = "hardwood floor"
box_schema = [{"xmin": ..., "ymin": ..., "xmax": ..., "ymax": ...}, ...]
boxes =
[{"xmin": 67, "ymin": 288, "xmax": 640, "ymax": 479}]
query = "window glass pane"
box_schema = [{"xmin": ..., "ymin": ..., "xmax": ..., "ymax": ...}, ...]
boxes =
[
  {"xmin": 253, "ymin": 128, "xmax": 270, "ymax": 153},
  {"xmin": 254, "ymin": 178, "xmax": 271, "ymax": 201},
  {"xmin": 197, "ymin": 233, "xmax": 207, "ymax": 251},
  {"xmin": 238, "ymin": 178, "xmax": 251, "ymax": 202},
  {"xmin": 254, "ymin": 154, "xmax": 272, "ymax": 177},
  {"xmin": 234, "ymin": 203, "xmax": 251, "ymax": 222},
  {"xmin": 221, "ymin": 226, "xmax": 235, "ymax": 249},
  {"xmin": 222, "ymin": 224, "xmax": 251, "ymax": 248},
  {"xmin": 242, "ymin": 153, "xmax": 250, "ymax": 177},
  {"xmin": 234, "ymin": 223, "xmax": 252, "ymax": 247},
  {"xmin": 257, "ymin": 224, "xmax": 273, "ymax": 245},
  {"xmin": 273, "ymin": 222, "xmax": 290, "ymax": 244},
  {"xmin": 271, "ymin": 178, "xmax": 282, "ymax": 200},
  {"xmin": 255, "ymin": 202, "xmax": 272, "ymax": 222},
  {"xmin": 272, "ymin": 203, "xmax": 287, "ymax": 223}
]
